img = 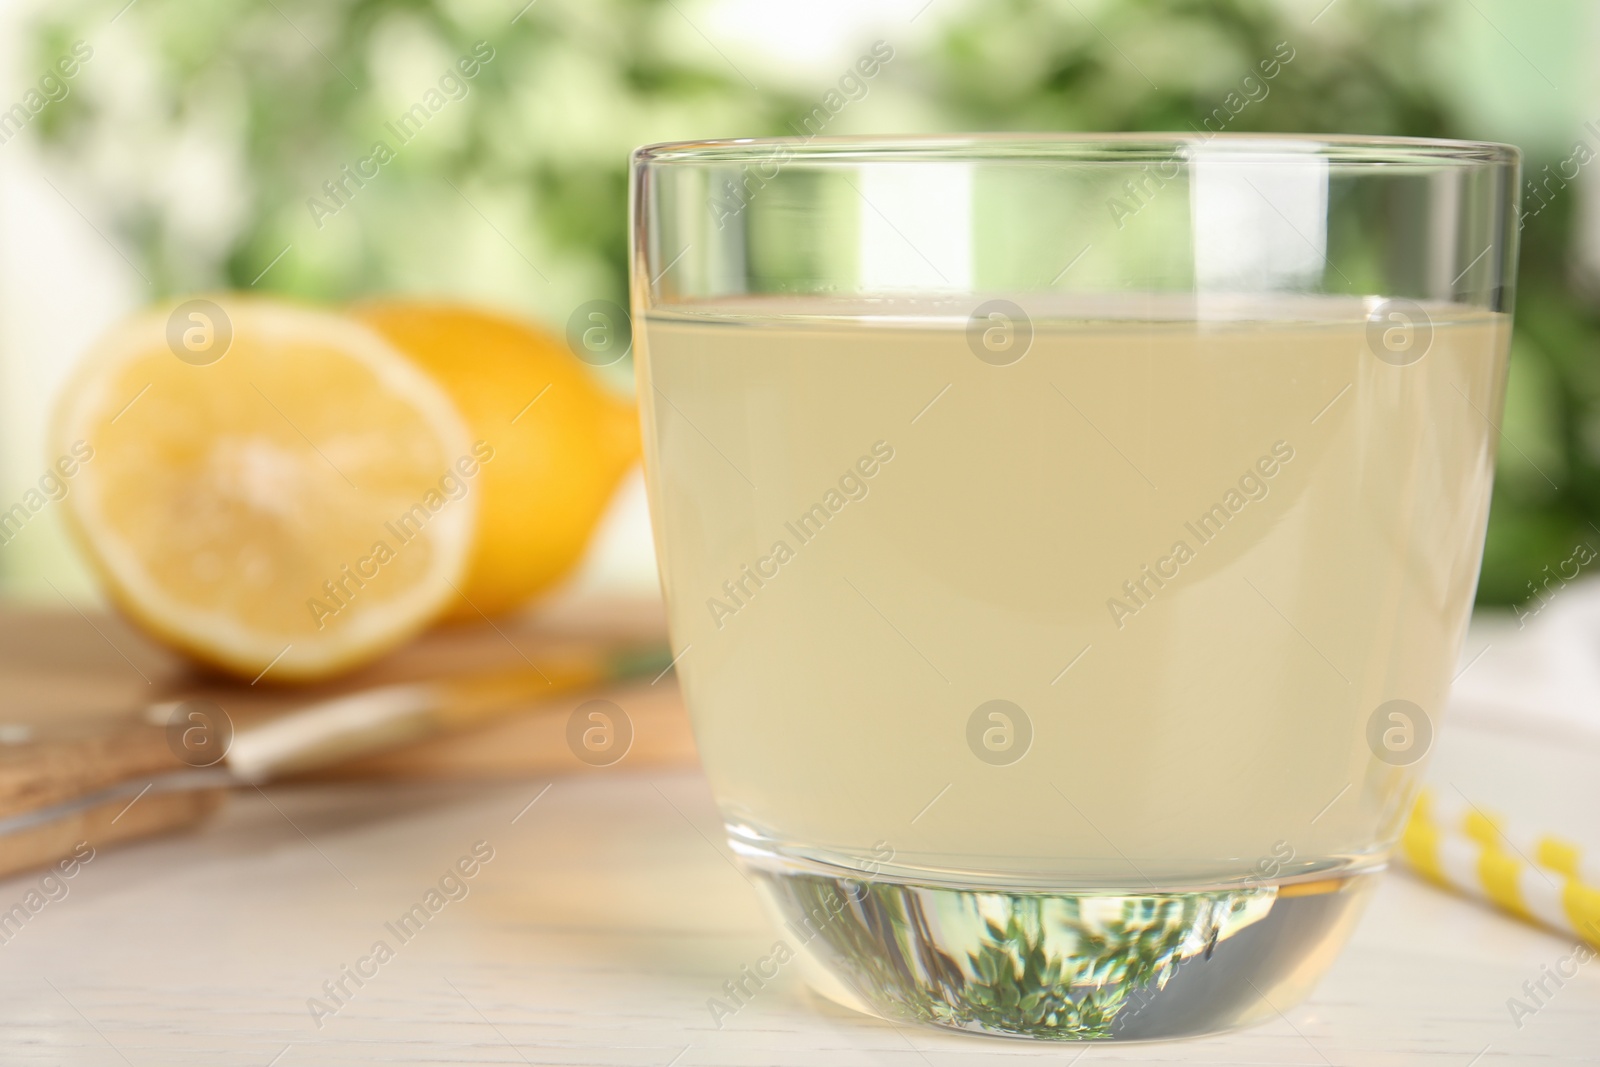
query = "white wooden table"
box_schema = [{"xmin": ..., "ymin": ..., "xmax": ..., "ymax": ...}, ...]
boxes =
[{"xmin": 1, "ymin": 716, "xmax": 1596, "ymax": 1066}]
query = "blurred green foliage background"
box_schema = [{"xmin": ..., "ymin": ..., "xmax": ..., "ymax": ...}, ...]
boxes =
[{"xmin": 27, "ymin": 0, "xmax": 1600, "ymax": 607}]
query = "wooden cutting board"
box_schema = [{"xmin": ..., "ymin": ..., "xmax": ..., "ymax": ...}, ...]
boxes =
[{"xmin": 0, "ymin": 595, "xmax": 698, "ymax": 875}]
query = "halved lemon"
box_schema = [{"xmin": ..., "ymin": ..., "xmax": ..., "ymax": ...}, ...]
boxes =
[{"xmin": 53, "ymin": 296, "xmax": 475, "ymax": 681}]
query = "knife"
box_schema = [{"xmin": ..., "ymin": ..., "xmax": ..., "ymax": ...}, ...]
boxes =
[{"xmin": 0, "ymin": 642, "xmax": 671, "ymax": 840}]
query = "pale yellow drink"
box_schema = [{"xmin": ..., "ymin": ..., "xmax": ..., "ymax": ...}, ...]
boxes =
[{"xmin": 639, "ymin": 296, "xmax": 1508, "ymax": 892}]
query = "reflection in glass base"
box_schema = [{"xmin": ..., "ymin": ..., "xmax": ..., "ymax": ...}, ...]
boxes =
[{"xmin": 747, "ymin": 857, "xmax": 1379, "ymax": 1041}]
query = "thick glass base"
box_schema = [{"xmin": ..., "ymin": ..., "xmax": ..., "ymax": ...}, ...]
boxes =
[{"xmin": 747, "ymin": 857, "xmax": 1378, "ymax": 1041}]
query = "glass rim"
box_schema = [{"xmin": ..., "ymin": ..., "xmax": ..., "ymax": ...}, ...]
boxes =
[{"xmin": 632, "ymin": 132, "xmax": 1519, "ymax": 168}]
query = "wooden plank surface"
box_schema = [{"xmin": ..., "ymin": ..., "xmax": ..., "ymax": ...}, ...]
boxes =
[
  {"xmin": 0, "ymin": 599, "xmax": 696, "ymax": 877},
  {"xmin": 0, "ymin": 598, "xmax": 692, "ymax": 783}
]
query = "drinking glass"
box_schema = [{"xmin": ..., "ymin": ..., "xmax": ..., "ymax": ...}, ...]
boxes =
[{"xmin": 630, "ymin": 134, "xmax": 1519, "ymax": 1040}]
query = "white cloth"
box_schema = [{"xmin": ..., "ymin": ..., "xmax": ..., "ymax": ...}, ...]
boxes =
[{"xmin": 1451, "ymin": 576, "xmax": 1600, "ymax": 745}]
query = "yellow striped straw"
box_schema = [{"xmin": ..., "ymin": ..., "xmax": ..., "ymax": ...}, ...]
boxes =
[{"xmin": 1401, "ymin": 788, "xmax": 1600, "ymax": 947}]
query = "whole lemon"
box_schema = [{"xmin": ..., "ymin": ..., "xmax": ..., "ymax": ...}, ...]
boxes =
[{"xmin": 354, "ymin": 302, "xmax": 640, "ymax": 620}]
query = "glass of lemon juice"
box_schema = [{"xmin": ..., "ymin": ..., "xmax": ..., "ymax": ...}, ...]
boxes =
[{"xmin": 630, "ymin": 135, "xmax": 1519, "ymax": 1040}]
